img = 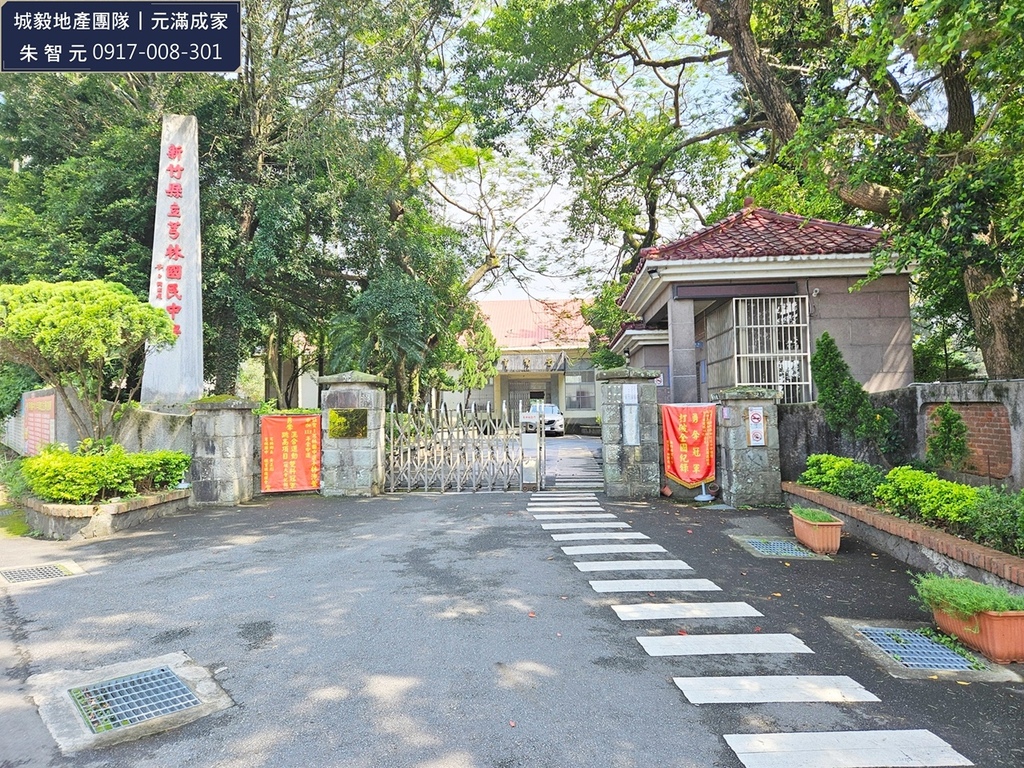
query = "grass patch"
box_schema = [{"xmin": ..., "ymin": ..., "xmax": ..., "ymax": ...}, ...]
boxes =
[
  {"xmin": 0, "ymin": 508, "xmax": 31, "ymax": 537},
  {"xmin": 916, "ymin": 626, "xmax": 988, "ymax": 671},
  {"xmin": 912, "ymin": 572, "xmax": 1024, "ymax": 619},
  {"xmin": 790, "ymin": 505, "xmax": 839, "ymax": 523}
]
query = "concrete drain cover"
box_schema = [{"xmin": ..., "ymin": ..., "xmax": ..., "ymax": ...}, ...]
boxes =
[
  {"xmin": 857, "ymin": 627, "xmax": 975, "ymax": 670},
  {"xmin": 70, "ymin": 666, "xmax": 201, "ymax": 733},
  {"xmin": 29, "ymin": 651, "xmax": 234, "ymax": 753},
  {"xmin": 1, "ymin": 561, "xmax": 82, "ymax": 584},
  {"xmin": 730, "ymin": 535, "xmax": 824, "ymax": 559}
]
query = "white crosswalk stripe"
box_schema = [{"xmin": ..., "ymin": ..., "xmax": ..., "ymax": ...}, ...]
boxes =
[
  {"xmin": 532, "ymin": 513, "xmax": 618, "ymax": 520},
  {"xmin": 674, "ymin": 675, "xmax": 879, "ymax": 704},
  {"xmin": 613, "ymin": 602, "xmax": 762, "ymax": 620},
  {"xmin": 560, "ymin": 544, "xmax": 667, "ymax": 555},
  {"xmin": 638, "ymin": 633, "xmax": 813, "ymax": 656},
  {"xmin": 541, "ymin": 522, "xmax": 631, "ymax": 530},
  {"xmin": 551, "ymin": 532, "xmax": 649, "ymax": 541},
  {"xmin": 590, "ymin": 578, "xmax": 720, "ymax": 592},
  {"xmin": 723, "ymin": 730, "xmax": 973, "ymax": 767},
  {"xmin": 573, "ymin": 559, "xmax": 691, "ymax": 571}
]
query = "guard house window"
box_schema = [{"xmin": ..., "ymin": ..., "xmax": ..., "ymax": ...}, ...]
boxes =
[
  {"xmin": 565, "ymin": 364, "xmax": 596, "ymax": 410},
  {"xmin": 734, "ymin": 296, "xmax": 811, "ymax": 403}
]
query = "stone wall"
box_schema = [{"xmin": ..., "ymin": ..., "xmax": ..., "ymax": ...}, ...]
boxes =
[
  {"xmin": 597, "ymin": 368, "xmax": 660, "ymax": 499},
  {"xmin": 190, "ymin": 400, "xmax": 258, "ymax": 506},
  {"xmin": 778, "ymin": 379, "xmax": 1024, "ymax": 492}
]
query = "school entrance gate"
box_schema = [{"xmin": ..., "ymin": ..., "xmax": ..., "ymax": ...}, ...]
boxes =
[{"xmin": 385, "ymin": 403, "xmax": 544, "ymax": 492}]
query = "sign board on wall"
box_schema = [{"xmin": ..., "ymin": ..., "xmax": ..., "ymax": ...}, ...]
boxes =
[
  {"xmin": 23, "ymin": 393, "xmax": 55, "ymax": 455},
  {"xmin": 747, "ymin": 406, "xmax": 766, "ymax": 447}
]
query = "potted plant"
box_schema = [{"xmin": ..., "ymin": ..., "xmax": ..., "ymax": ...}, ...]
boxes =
[
  {"xmin": 912, "ymin": 573, "xmax": 1024, "ymax": 663},
  {"xmin": 790, "ymin": 505, "xmax": 843, "ymax": 555}
]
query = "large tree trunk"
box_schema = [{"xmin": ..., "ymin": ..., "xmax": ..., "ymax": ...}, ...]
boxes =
[{"xmin": 962, "ymin": 265, "xmax": 1024, "ymax": 378}]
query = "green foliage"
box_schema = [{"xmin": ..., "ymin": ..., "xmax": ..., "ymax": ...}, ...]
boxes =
[
  {"xmin": 20, "ymin": 443, "xmax": 189, "ymax": 504},
  {"xmin": 790, "ymin": 505, "xmax": 838, "ymax": 523},
  {"xmin": 0, "ymin": 454, "xmax": 29, "ymax": 504},
  {"xmin": 0, "ymin": 280, "xmax": 175, "ymax": 439},
  {"xmin": 926, "ymin": 402, "xmax": 970, "ymax": 471},
  {"xmin": 963, "ymin": 486, "xmax": 1024, "ymax": 557},
  {"xmin": 913, "ymin": 334, "xmax": 978, "ymax": 383},
  {"xmin": 874, "ymin": 466, "xmax": 979, "ymax": 527},
  {"xmin": 581, "ymin": 278, "xmax": 634, "ymax": 369},
  {"xmin": 803, "ymin": 453, "xmax": 1024, "ymax": 556},
  {"xmin": 912, "ymin": 573, "xmax": 1024, "ymax": 620},
  {"xmin": 798, "ymin": 454, "xmax": 885, "ymax": 504},
  {"xmin": 915, "ymin": 626, "xmax": 987, "ymax": 670},
  {"xmin": 810, "ymin": 332, "xmax": 899, "ymax": 457},
  {"xmin": 0, "ymin": 360, "xmax": 40, "ymax": 418}
]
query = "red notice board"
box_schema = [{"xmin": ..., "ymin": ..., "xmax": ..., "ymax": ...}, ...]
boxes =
[{"xmin": 261, "ymin": 414, "xmax": 321, "ymax": 493}]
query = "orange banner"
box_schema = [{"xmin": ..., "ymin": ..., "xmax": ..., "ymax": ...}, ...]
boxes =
[
  {"xmin": 662, "ymin": 404, "xmax": 716, "ymax": 488},
  {"xmin": 261, "ymin": 415, "xmax": 321, "ymax": 493}
]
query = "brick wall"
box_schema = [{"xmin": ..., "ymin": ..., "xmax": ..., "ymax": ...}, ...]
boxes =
[{"xmin": 923, "ymin": 401, "xmax": 1013, "ymax": 479}]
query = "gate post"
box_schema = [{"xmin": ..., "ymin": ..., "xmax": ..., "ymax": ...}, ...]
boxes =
[
  {"xmin": 318, "ymin": 371, "xmax": 388, "ymax": 496},
  {"xmin": 190, "ymin": 398, "xmax": 259, "ymax": 506},
  {"xmin": 713, "ymin": 387, "xmax": 783, "ymax": 507},
  {"xmin": 597, "ymin": 367, "xmax": 661, "ymax": 499}
]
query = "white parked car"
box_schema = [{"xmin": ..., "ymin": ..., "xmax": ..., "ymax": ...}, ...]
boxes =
[{"xmin": 525, "ymin": 403, "xmax": 564, "ymax": 436}]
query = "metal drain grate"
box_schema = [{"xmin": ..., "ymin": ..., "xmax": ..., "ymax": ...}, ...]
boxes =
[
  {"xmin": 742, "ymin": 538, "xmax": 817, "ymax": 558},
  {"xmin": 69, "ymin": 666, "xmax": 201, "ymax": 733},
  {"xmin": 0, "ymin": 564, "xmax": 73, "ymax": 584},
  {"xmin": 857, "ymin": 627, "xmax": 975, "ymax": 670}
]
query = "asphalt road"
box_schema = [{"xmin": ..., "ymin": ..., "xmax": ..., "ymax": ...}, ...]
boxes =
[{"xmin": 1, "ymin": 437, "xmax": 1022, "ymax": 767}]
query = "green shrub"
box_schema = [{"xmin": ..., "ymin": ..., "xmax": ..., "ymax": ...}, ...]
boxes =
[
  {"xmin": 926, "ymin": 402, "xmax": 970, "ymax": 470},
  {"xmin": 798, "ymin": 454, "xmax": 885, "ymax": 503},
  {"xmin": 965, "ymin": 487, "xmax": 1024, "ymax": 556},
  {"xmin": 912, "ymin": 573, "xmax": 1024, "ymax": 619},
  {"xmin": 874, "ymin": 466, "xmax": 978, "ymax": 527},
  {"xmin": 20, "ymin": 444, "xmax": 189, "ymax": 504}
]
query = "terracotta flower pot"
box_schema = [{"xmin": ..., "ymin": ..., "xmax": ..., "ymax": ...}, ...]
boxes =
[
  {"xmin": 933, "ymin": 607, "xmax": 1024, "ymax": 664},
  {"xmin": 790, "ymin": 512, "xmax": 843, "ymax": 555}
]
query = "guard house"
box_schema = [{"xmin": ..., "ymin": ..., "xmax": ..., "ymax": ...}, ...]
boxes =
[{"xmin": 612, "ymin": 206, "xmax": 913, "ymax": 404}]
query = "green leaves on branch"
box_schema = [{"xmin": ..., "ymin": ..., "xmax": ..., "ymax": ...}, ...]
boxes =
[{"xmin": 0, "ymin": 280, "xmax": 175, "ymax": 439}]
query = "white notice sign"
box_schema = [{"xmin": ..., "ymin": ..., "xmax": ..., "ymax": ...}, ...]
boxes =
[
  {"xmin": 622, "ymin": 384, "xmax": 639, "ymax": 404},
  {"xmin": 747, "ymin": 406, "xmax": 766, "ymax": 447}
]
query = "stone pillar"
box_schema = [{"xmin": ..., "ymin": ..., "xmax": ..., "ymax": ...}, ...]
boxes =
[
  {"xmin": 668, "ymin": 297, "xmax": 698, "ymax": 403},
  {"xmin": 190, "ymin": 399, "xmax": 258, "ymax": 506},
  {"xmin": 319, "ymin": 371, "xmax": 387, "ymax": 496},
  {"xmin": 597, "ymin": 368, "xmax": 661, "ymax": 499},
  {"xmin": 714, "ymin": 388, "xmax": 782, "ymax": 507}
]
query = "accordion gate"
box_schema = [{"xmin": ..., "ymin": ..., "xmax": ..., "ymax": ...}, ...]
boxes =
[{"xmin": 386, "ymin": 403, "xmax": 526, "ymax": 492}]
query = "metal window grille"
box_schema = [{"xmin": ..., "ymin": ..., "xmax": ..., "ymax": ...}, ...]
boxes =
[{"xmin": 733, "ymin": 297, "xmax": 811, "ymax": 403}]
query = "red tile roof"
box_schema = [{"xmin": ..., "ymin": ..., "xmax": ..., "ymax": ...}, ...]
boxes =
[
  {"xmin": 478, "ymin": 299, "xmax": 592, "ymax": 350},
  {"xmin": 641, "ymin": 207, "xmax": 883, "ymax": 262}
]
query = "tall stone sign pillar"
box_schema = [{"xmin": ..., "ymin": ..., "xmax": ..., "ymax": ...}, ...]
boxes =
[
  {"xmin": 142, "ymin": 114, "xmax": 204, "ymax": 405},
  {"xmin": 319, "ymin": 372, "xmax": 387, "ymax": 496},
  {"xmin": 597, "ymin": 367, "xmax": 661, "ymax": 499},
  {"xmin": 714, "ymin": 387, "xmax": 783, "ymax": 507}
]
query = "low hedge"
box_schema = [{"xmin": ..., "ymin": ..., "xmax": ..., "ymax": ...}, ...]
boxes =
[
  {"xmin": 799, "ymin": 453, "xmax": 1024, "ymax": 557},
  {"xmin": 21, "ymin": 443, "xmax": 190, "ymax": 504}
]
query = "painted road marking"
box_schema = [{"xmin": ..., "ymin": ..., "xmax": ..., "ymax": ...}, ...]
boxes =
[
  {"xmin": 541, "ymin": 522, "xmax": 630, "ymax": 530},
  {"xmin": 574, "ymin": 559, "xmax": 692, "ymax": 572},
  {"xmin": 536, "ymin": 518, "xmax": 614, "ymax": 524},
  {"xmin": 561, "ymin": 544, "xmax": 667, "ymax": 556},
  {"xmin": 528, "ymin": 505, "xmax": 606, "ymax": 512},
  {"xmin": 590, "ymin": 578, "xmax": 720, "ymax": 592},
  {"xmin": 673, "ymin": 675, "xmax": 879, "ymax": 704},
  {"xmin": 723, "ymin": 729, "xmax": 972, "ymax": 767},
  {"xmin": 613, "ymin": 602, "xmax": 762, "ymax": 620},
  {"xmin": 638, "ymin": 633, "xmax": 813, "ymax": 656},
  {"xmin": 551, "ymin": 532, "xmax": 650, "ymax": 541}
]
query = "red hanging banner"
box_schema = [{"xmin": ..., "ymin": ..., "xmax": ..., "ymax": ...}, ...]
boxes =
[
  {"xmin": 260, "ymin": 414, "xmax": 321, "ymax": 493},
  {"xmin": 662, "ymin": 404, "xmax": 716, "ymax": 488}
]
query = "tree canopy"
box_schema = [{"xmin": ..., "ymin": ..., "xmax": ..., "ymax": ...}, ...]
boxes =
[{"xmin": 0, "ymin": 280, "xmax": 175, "ymax": 438}]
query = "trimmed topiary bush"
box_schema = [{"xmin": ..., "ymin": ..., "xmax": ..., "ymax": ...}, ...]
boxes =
[{"xmin": 798, "ymin": 454, "xmax": 885, "ymax": 504}]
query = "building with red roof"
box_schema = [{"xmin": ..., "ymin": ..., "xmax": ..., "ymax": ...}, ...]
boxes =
[
  {"xmin": 443, "ymin": 298, "xmax": 598, "ymax": 428},
  {"xmin": 613, "ymin": 205, "xmax": 912, "ymax": 404}
]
